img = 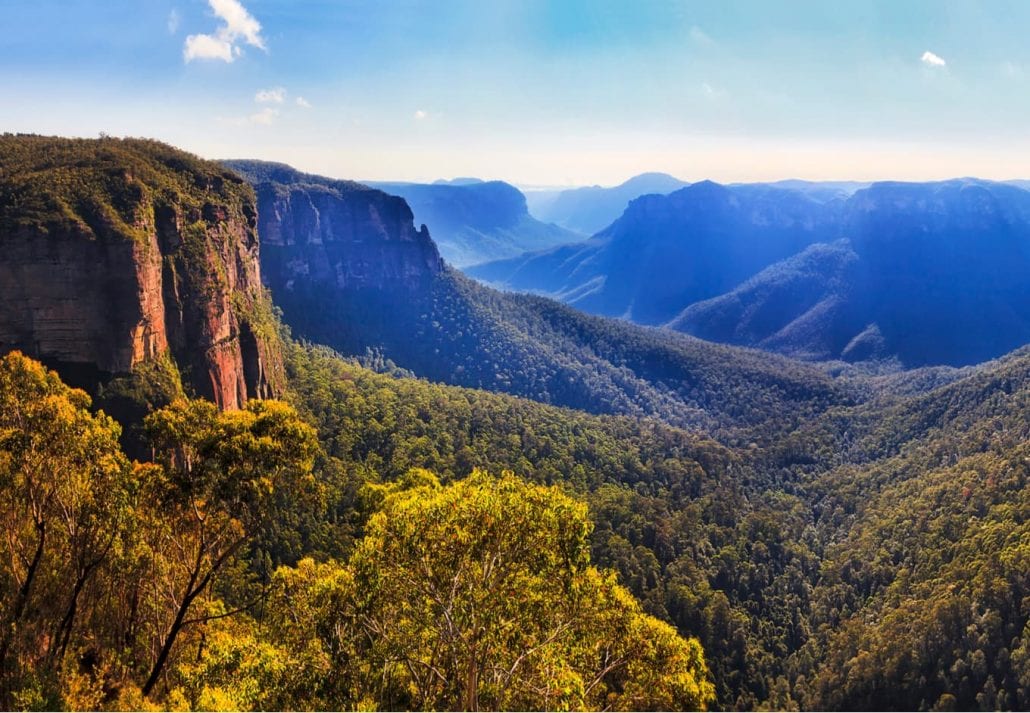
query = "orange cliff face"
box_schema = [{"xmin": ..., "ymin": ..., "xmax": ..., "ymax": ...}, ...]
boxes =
[{"xmin": 0, "ymin": 136, "xmax": 284, "ymax": 410}]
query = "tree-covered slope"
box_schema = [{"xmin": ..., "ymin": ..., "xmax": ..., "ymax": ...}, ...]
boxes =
[
  {"xmin": 280, "ymin": 339, "xmax": 816, "ymax": 708},
  {"xmin": 666, "ymin": 240, "xmax": 865, "ymax": 361},
  {"xmin": 0, "ymin": 350, "xmax": 718, "ymax": 711},
  {"xmin": 280, "ymin": 263, "xmax": 852, "ymax": 441},
  {"xmin": 786, "ymin": 347, "xmax": 1030, "ymax": 710},
  {"xmin": 281, "ymin": 337, "xmax": 1030, "ymax": 711}
]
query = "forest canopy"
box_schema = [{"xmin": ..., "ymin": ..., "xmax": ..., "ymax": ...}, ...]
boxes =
[{"xmin": 0, "ymin": 351, "xmax": 714, "ymax": 711}]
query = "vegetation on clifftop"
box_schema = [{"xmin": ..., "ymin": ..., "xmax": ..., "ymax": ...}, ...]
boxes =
[{"xmin": 0, "ymin": 135, "xmax": 255, "ymax": 241}]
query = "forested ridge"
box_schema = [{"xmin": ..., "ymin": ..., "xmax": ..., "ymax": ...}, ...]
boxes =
[{"xmin": 270, "ymin": 263, "xmax": 852, "ymax": 444}]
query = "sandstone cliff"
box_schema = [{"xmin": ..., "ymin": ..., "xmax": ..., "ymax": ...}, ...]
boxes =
[
  {"xmin": 0, "ymin": 135, "xmax": 284, "ymax": 409},
  {"xmin": 225, "ymin": 160, "xmax": 442, "ymax": 289},
  {"xmin": 223, "ymin": 161, "xmax": 443, "ymax": 354}
]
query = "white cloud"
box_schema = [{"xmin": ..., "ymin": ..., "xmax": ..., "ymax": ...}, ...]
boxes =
[
  {"xmin": 255, "ymin": 87, "xmax": 286, "ymax": 104},
  {"xmin": 167, "ymin": 9, "xmax": 180, "ymax": 34},
  {"xmin": 184, "ymin": 33, "xmax": 235, "ymax": 62},
  {"xmin": 208, "ymin": 0, "xmax": 264, "ymax": 49},
  {"xmin": 1002, "ymin": 61, "xmax": 1023, "ymax": 79},
  {"xmin": 184, "ymin": 0, "xmax": 266, "ymax": 63},
  {"xmin": 921, "ymin": 50, "xmax": 946, "ymax": 68},
  {"xmin": 295, "ymin": 96, "xmax": 312, "ymax": 109},
  {"xmin": 414, "ymin": 109, "xmax": 428, "ymax": 120}
]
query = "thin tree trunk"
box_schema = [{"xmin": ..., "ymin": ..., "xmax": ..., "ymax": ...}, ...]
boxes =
[
  {"xmin": 141, "ymin": 537, "xmax": 244, "ymax": 698},
  {"xmin": 142, "ymin": 584, "xmax": 200, "ymax": 697},
  {"xmin": 463, "ymin": 651, "xmax": 479, "ymax": 711},
  {"xmin": 141, "ymin": 557, "xmax": 203, "ymax": 698},
  {"xmin": 50, "ymin": 569, "xmax": 91, "ymax": 663},
  {"xmin": 0, "ymin": 521, "xmax": 46, "ymax": 676}
]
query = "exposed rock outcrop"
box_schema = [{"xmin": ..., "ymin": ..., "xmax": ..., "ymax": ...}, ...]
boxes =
[
  {"xmin": 255, "ymin": 181, "xmax": 442, "ymax": 292},
  {"xmin": 225, "ymin": 161, "xmax": 443, "ymax": 290},
  {"xmin": 0, "ymin": 135, "xmax": 284, "ymax": 408},
  {"xmin": 223, "ymin": 161, "xmax": 444, "ymax": 353}
]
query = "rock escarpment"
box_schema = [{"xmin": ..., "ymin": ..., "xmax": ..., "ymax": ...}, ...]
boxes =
[
  {"xmin": 0, "ymin": 135, "xmax": 284, "ymax": 409},
  {"xmin": 223, "ymin": 160, "xmax": 443, "ymax": 352}
]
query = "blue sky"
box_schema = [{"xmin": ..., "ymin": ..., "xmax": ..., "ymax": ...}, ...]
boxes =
[{"xmin": 2, "ymin": 0, "xmax": 1030, "ymax": 185}]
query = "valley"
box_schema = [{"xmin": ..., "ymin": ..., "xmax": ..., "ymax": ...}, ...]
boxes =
[
  {"xmin": 6, "ymin": 2, "xmax": 1029, "ymax": 709},
  {"xmin": 0, "ymin": 136, "xmax": 1027, "ymax": 711}
]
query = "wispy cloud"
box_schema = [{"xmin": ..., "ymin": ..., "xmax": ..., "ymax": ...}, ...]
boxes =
[
  {"xmin": 689, "ymin": 26, "xmax": 715, "ymax": 46},
  {"xmin": 921, "ymin": 50, "xmax": 946, "ymax": 68},
  {"xmin": 700, "ymin": 81, "xmax": 728, "ymax": 101},
  {"xmin": 249, "ymin": 107, "xmax": 278, "ymax": 125},
  {"xmin": 167, "ymin": 9, "xmax": 180, "ymax": 35},
  {"xmin": 184, "ymin": 0, "xmax": 266, "ymax": 63},
  {"xmin": 219, "ymin": 86, "xmax": 313, "ymax": 125},
  {"xmin": 414, "ymin": 109, "xmax": 428, "ymax": 120},
  {"xmin": 219, "ymin": 107, "xmax": 279, "ymax": 127},
  {"xmin": 1002, "ymin": 60, "xmax": 1023, "ymax": 79},
  {"xmin": 255, "ymin": 87, "xmax": 286, "ymax": 104}
]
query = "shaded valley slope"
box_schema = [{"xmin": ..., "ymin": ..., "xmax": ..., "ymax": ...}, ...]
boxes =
[{"xmin": 229, "ymin": 161, "xmax": 852, "ymax": 441}]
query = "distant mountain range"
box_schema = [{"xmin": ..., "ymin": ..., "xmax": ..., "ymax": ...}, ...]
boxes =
[
  {"xmin": 524, "ymin": 172, "xmax": 689, "ymax": 235},
  {"xmin": 366, "ymin": 179, "xmax": 581, "ymax": 267},
  {"xmin": 471, "ymin": 181, "xmax": 844, "ymax": 323},
  {"xmin": 470, "ymin": 178, "xmax": 1030, "ymax": 368},
  {"xmin": 734, "ymin": 179, "xmax": 868, "ymax": 201}
]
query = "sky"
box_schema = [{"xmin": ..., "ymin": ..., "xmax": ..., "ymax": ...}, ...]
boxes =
[{"xmin": 2, "ymin": 0, "xmax": 1030, "ymax": 186}]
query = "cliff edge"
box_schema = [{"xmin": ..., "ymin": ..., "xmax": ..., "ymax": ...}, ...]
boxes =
[{"xmin": 0, "ymin": 135, "xmax": 284, "ymax": 409}]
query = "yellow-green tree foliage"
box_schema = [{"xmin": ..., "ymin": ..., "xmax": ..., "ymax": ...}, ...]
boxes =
[
  {"xmin": 0, "ymin": 351, "xmax": 134, "ymax": 709},
  {"xmin": 0, "ymin": 353, "xmax": 715, "ymax": 710},
  {"xmin": 0, "ymin": 352, "xmax": 321, "ymax": 709},
  {"xmin": 266, "ymin": 471, "xmax": 715, "ymax": 711},
  {"xmin": 135, "ymin": 397, "xmax": 319, "ymax": 698}
]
